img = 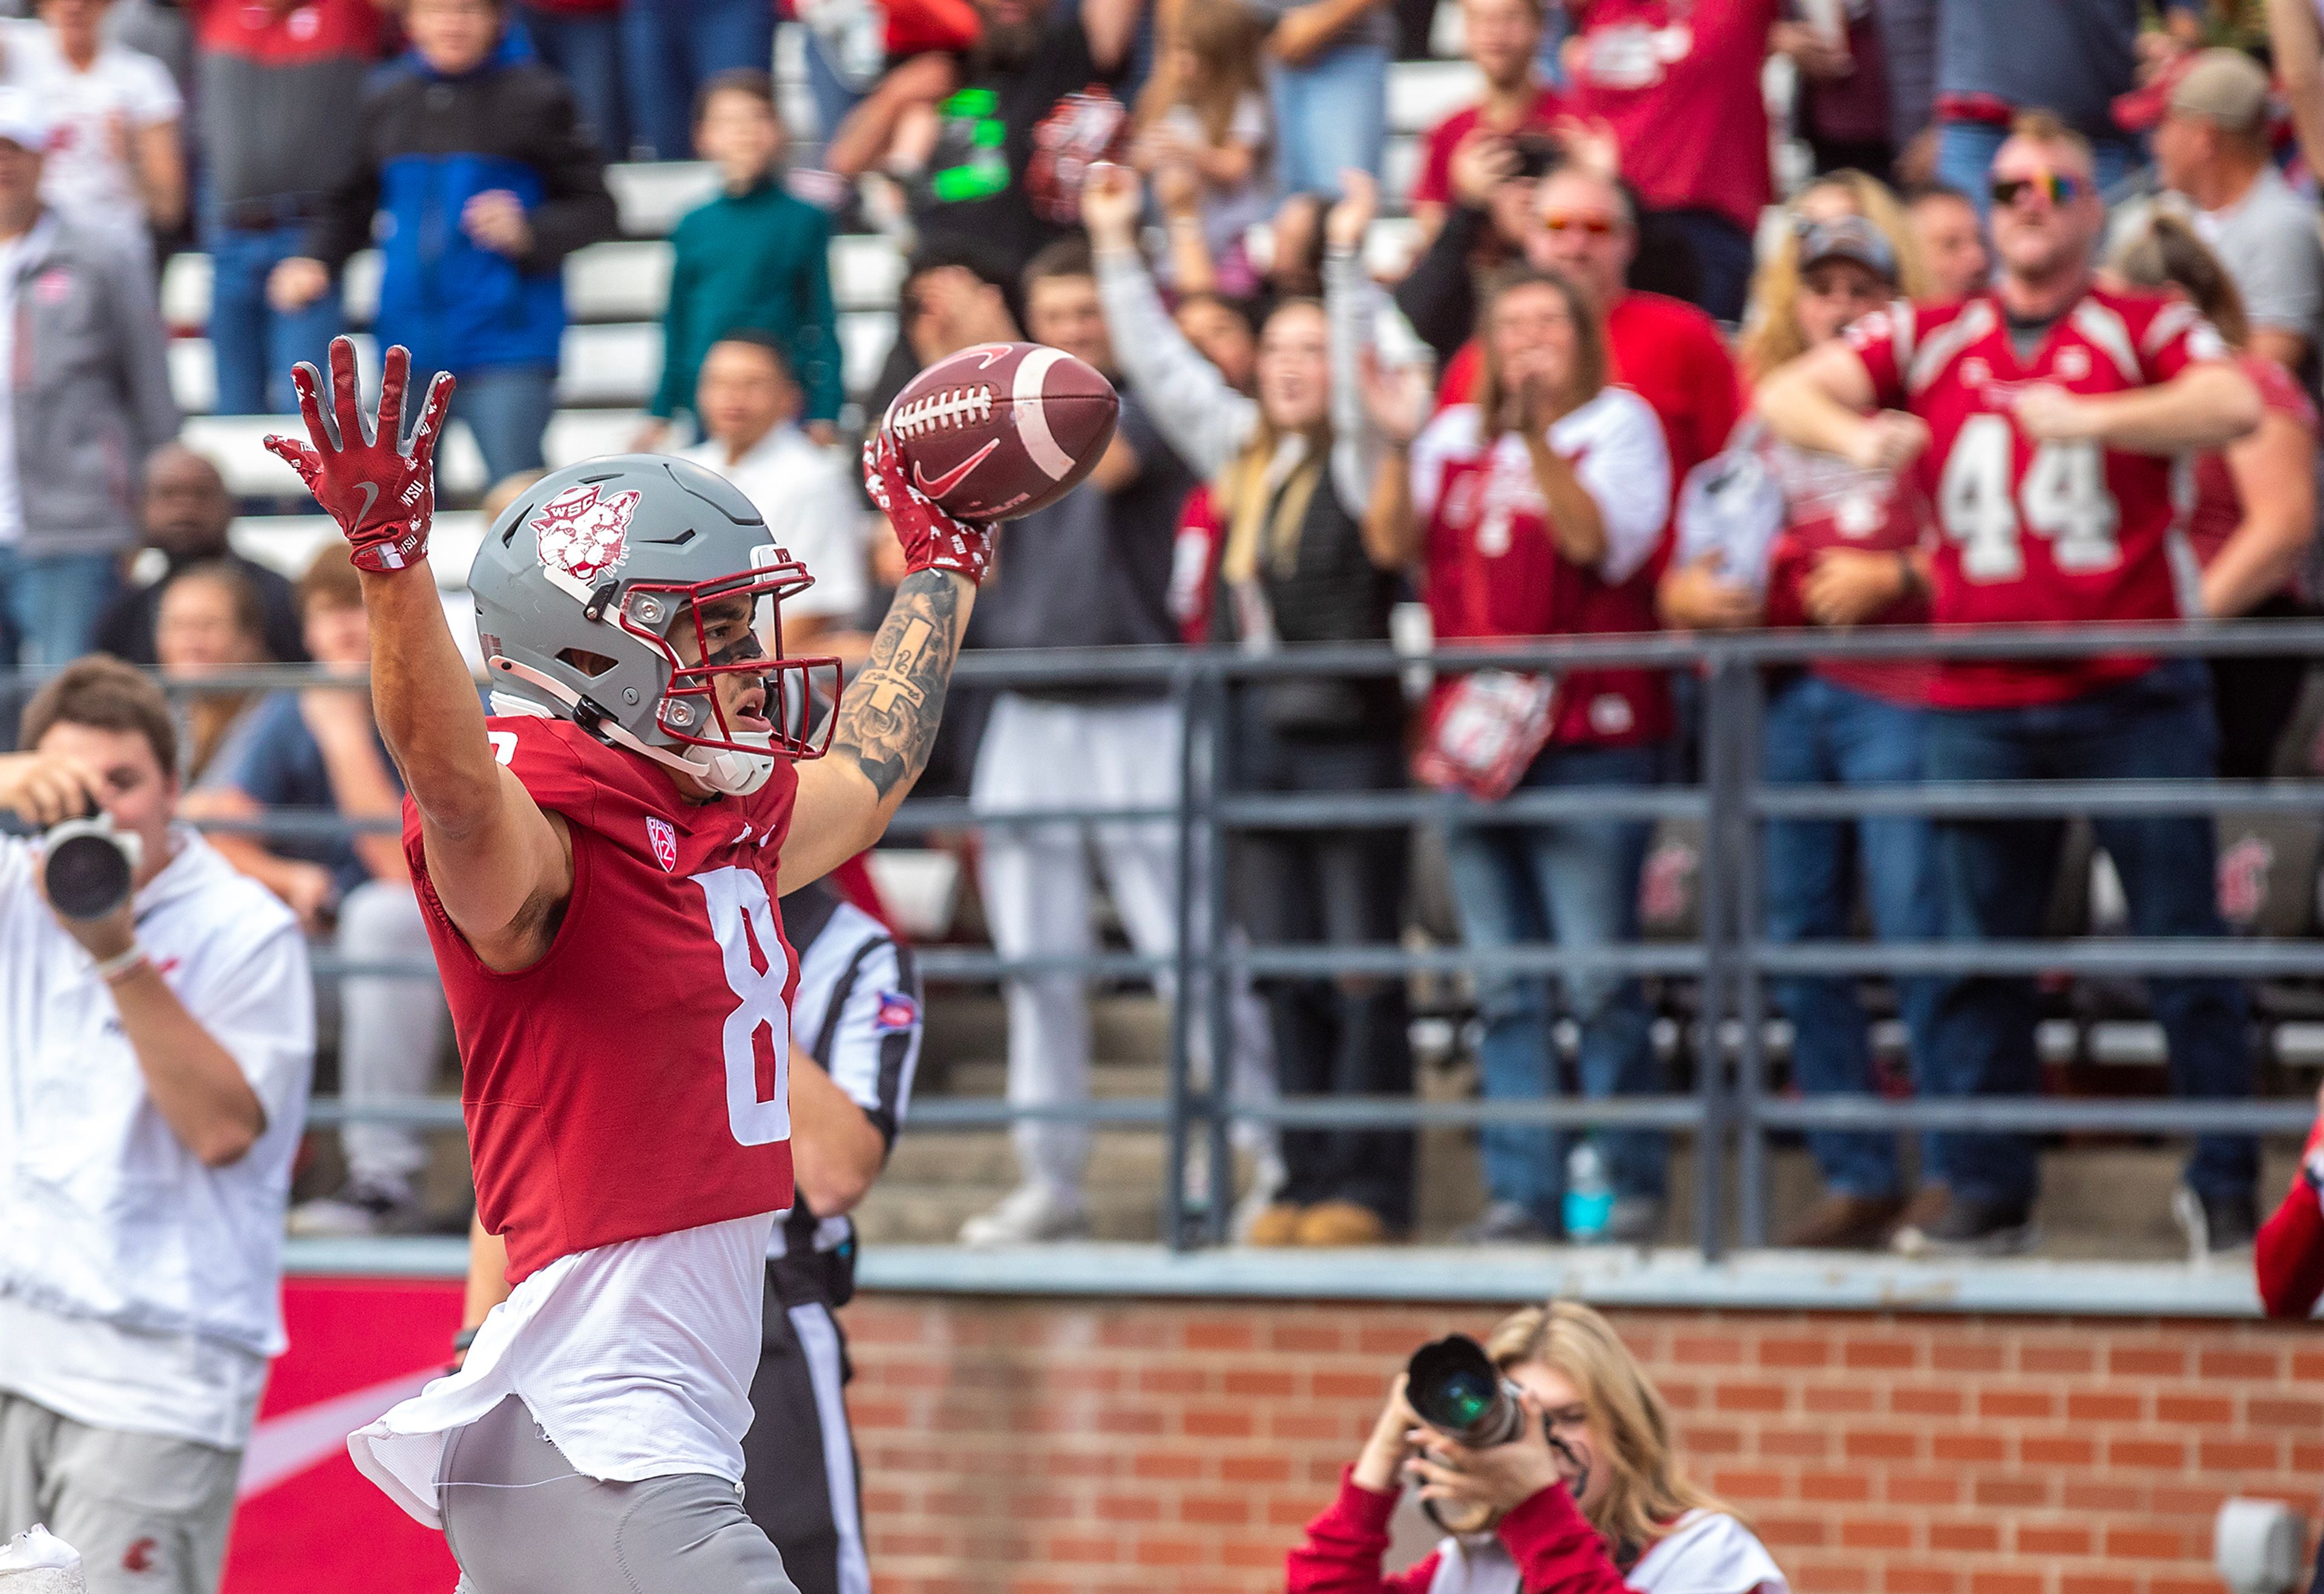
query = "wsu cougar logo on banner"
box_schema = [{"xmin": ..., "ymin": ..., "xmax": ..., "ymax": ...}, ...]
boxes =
[{"xmin": 531, "ymin": 482, "xmax": 643, "ymax": 585}]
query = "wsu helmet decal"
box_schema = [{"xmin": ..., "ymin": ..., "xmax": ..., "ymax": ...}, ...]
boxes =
[{"xmin": 533, "ymin": 481, "xmax": 644, "ymax": 586}]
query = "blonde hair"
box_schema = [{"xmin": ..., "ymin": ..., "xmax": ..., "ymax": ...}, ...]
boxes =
[
  {"xmin": 1474, "ymin": 265, "xmax": 1608, "ymax": 439},
  {"xmin": 2010, "ymin": 107, "xmax": 2096, "ymax": 171},
  {"xmin": 2108, "ymin": 209, "xmax": 2251, "ymax": 349},
  {"xmin": 1739, "ymin": 169, "xmax": 1929, "ymax": 379},
  {"xmin": 1137, "ymin": 0, "xmax": 1266, "ymax": 145},
  {"xmin": 1486, "ymin": 1300, "xmax": 1733, "ymax": 1558}
]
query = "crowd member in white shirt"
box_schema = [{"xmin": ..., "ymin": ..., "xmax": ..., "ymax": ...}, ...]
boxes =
[
  {"xmin": 677, "ymin": 332, "xmax": 870, "ymax": 660},
  {"xmin": 0, "ymin": 655, "xmax": 314, "ymax": 1594},
  {"xmin": 0, "ymin": 0, "xmax": 184, "ymax": 264}
]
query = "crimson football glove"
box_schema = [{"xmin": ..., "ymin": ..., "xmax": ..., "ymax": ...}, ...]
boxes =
[
  {"xmin": 264, "ymin": 338, "xmax": 455, "ymax": 574},
  {"xmin": 863, "ymin": 430, "xmax": 996, "ymax": 585}
]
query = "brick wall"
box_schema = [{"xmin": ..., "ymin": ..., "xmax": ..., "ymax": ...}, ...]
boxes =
[{"xmin": 842, "ymin": 1295, "xmax": 2324, "ymax": 1594}]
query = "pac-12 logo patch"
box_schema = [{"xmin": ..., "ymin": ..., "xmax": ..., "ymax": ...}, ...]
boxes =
[
  {"xmin": 874, "ymin": 989, "xmax": 919, "ymax": 1032},
  {"xmin": 532, "ymin": 480, "xmax": 643, "ymax": 586},
  {"xmin": 646, "ymin": 816, "xmax": 678, "ymax": 872}
]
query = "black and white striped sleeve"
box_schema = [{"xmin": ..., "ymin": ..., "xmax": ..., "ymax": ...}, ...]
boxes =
[{"xmin": 794, "ymin": 901, "xmax": 922, "ymax": 1150}]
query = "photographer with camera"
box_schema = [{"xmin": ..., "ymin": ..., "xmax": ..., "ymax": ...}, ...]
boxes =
[
  {"xmin": 0, "ymin": 656, "xmax": 313, "ymax": 1594},
  {"xmin": 1290, "ymin": 1302, "xmax": 1785, "ymax": 1594}
]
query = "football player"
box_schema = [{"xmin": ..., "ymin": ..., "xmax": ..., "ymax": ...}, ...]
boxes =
[
  {"xmin": 262, "ymin": 336, "xmax": 990, "ymax": 1590},
  {"xmin": 453, "ymin": 873, "xmax": 922, "ymax": 1594},
  {"xmin": 1758, "ymin": 111, "xmax": 2263, "ymax": 1257}
]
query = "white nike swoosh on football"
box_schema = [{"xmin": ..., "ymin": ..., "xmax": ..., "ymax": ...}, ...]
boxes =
[{"xmin": 235, "ymin": 1366, "xmax": 439, "ymax": 1499}]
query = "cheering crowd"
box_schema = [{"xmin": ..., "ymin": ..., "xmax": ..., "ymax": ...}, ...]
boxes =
[{"xmin": 1, "ymin": 0, "xmax": 2323, "ymax": 1269}]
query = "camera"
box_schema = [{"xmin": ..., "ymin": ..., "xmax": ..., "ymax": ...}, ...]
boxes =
[
  {"xmin": 1407, "ymin": 1334, "xmax": 1531, "ymax": 1447},
  {"xmin": 1509, "ymin": 132, "xmax": 1564, "ymax": 182},
  {"xmin": 44, "ymin": 812, "xmax": 141, "ymax": 921}
]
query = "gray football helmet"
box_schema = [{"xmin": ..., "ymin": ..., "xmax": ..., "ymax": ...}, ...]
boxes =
[{"xmin": 469, "ymin": 454, "xmax": 841, "ymax": 795}]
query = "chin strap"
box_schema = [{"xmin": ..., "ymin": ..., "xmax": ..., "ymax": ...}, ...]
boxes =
[{"xmin": 485, "ymin": 655, "xmax": 773, "ymax": 795}]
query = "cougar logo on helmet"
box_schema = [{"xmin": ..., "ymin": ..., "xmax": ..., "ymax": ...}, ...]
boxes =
[{"xmin": 533, "ymin": 482, "xmax": 644, "ymax": 585}]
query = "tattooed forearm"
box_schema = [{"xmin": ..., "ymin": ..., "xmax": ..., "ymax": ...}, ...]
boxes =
[{"xmin": 831, "ymin": 569, "xmax": 968, "ymax": 801}]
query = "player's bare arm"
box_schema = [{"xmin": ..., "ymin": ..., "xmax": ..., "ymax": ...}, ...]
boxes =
[
  {"xmin": 268, "ymin": 339, "xmax": 573, "ymax": 972},
  {"xmin": 780, "ymin": 568, "xmax": 973, "ymax": 891},
  {"xmin": 1757, "ymin": 338, "xmax": 1931, "ymax": 473},
  {"xmin": 778, "ymin": 424, "xmax": 1009, "ymax": 892},
  {"xmin": 2011, "ymin": 361, "xmax": 2263, "ymax": 456}
]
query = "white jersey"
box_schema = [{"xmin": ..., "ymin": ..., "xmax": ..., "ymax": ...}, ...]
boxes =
[
  {"xmin": 0, "ymin": 827, "xmax": 311, "ymax": 1449},
  {"xmin": 1429, "ymin": 1509, "xmax": 1787, "ymax": 1594},
  {"xmin": 350, "ymin": 1211, "xmax": 778, "ymax": 1528}
]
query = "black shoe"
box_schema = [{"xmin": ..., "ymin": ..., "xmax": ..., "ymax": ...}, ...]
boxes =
[
  {"xmin": 1891, "ymin": 1192, "xmax": 2034, "ymax": 1258},
  {"xmin": 2173, "ymin": 1186, "xmax": 2257, "ymax": 1261}
]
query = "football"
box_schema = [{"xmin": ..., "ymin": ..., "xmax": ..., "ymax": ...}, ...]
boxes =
[{"xmin": 881, "ymin": 341, "xmax": 1120, "ymax": 522}]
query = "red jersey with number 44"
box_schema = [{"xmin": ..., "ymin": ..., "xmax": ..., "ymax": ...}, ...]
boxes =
[
  {"xmin": 1846, "ymin": 286, "xmax": 2226, "ymax": 709},
  {"xmin": 402, "ymin": 715, "xmax": 801, "ymax": 1284}
]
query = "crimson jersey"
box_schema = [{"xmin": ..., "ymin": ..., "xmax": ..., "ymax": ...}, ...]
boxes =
[
  {"xmin": 1757, "ymin": 441, "xmax": 1935, "ymax": 707},
  {"xmin": 1846, "ymin": 286, "xmax": 2227, "ymax": 709},
  {"xmin": 1413, "ymin": 391, "xmax": 1673, "ymax": 748},
  {"xmin": 403, "ymin": 716, "xmax": 800, "ymax": 1284}
]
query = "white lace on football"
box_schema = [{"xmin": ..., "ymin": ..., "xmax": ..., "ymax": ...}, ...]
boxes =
[{"xmin": 888, "ymin": 385, "xmax": 994, "ymax": 438}]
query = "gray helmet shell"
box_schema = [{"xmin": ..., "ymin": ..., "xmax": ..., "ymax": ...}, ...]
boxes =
[{"xmin": 468, "ymin": 454, "xmax": 832, "ymax": 789}]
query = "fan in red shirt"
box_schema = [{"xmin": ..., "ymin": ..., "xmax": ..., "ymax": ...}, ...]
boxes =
[
  {"xmin": 1287, "ymin": 1300, "xmax": 1785, "ymax": 1594},
  {"xmin": 1407, "ymin": 0, "xmax": 1565, "ymax": 243},
  {"xmin": 1437, "ymin": 167, "xmax": 1742, "ymax": 544},
  {"xmin": 259, "ymin": 337, "xmax": 996, "ymax": 1591},
  {"xmin": 2106, "ymin": 209, "xmax": 2320, "ymax": 781},
  {"xmin": 1366, "ymin": 264, "xmax": 1673, "ymax": 1245},
  {"xmin": 1562, "ymin": 0, "xmax": 1779, "ymax": 324},
  {"xmin": 1663, "ymin": 200, "xmax": 1943, "ymax": 1254},
  {"xmin": 1758, "ymin": 111, "xmax": 2264, "ymax": 1259}
]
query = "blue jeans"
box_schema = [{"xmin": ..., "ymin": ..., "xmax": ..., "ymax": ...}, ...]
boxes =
[
  {"xmin": 206, "ymin": 216, "xmax": 343, "ymax": 416},
  {"xmin": 1652, "ymin": 208, "xmax": 1754, "ymax": 326},
  {"xmin": 1937, "ymin": 121, "xmax": 2139, "ymax": 216},
  {"xmin": 1923, "ymin": 661, "xmax": 2254, "ymax": 1209},
  {"xmin": 0, "ymin": 545, "xmax": 120, "ymax": 671},
  {"xmin": 623, "ymin": 0, "xmax": 776, "ymax": 161},
  {"xmin": 519, "ymin": 4, "xmax": 628, "ymax": 162},
  {"xmin": 1761, "ymin": 673, "xmax": 1942, "ymax": 1201},
  {"xmin": 1445, "ymin": 741, "xmax": 1666, "ymax": 1230},
  {"xmin": 1266, "ymin": 42, "xmax": 1387, "ymax": 197},
  {"xmin": 796, "ymin": 23, "xmax": 864, "ymax": 145},
  {"xmin": 437, "ymin": 365, "xmax": 556, "ymax": 485}
]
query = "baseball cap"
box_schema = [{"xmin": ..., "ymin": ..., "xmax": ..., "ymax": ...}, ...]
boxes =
[
  {"xmin": 2115, "ymin": 47, "xmax": 2270, "ymax": 134},
  {"xmin": 1796, "ymin": 216, "xmax": 1897, "ymax": 284},
  {"xmin": 0, "ymin": 89, "xmax": 51, "ymax": 153}
]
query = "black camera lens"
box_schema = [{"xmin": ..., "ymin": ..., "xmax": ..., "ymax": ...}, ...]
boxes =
[
  {"xmin": 1407, "ymin": 1335, "xmax": 1526, "ymax": 1447},
  {"xmin": 45, "ymin": 829, "xmax": 134, "ymax": 920}
]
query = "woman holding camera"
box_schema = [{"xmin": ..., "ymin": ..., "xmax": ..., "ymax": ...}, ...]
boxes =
[{"xmin": 1289, "ymin": 1301, "xmax": 1785, "ymax": 1594}]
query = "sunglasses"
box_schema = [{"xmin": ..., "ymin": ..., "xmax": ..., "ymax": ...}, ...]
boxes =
[
  {"xmin": 1540, "ymin": 211, "xmax": 1620, "ymax": 237},
  {"xmin": 1989, "ymin": 171, "xmax": 2081, "ymax": 208}
]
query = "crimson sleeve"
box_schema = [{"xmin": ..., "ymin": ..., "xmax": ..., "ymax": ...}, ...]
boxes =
[
  {"xmin": 1496, "ymin": 1481, "xmax": 1636, "ymax": 1594},
  {"xmin": 1285, "ymin": 1471, "xmax": 1442, "ymax": 1594},
  {"xmin": 2256, "ymin": 1171, "xmax": 2324, "ymax": 1319},
  {"xmin": 2134, "ymin": 297, "xmax": 2231, "ymax": 384}
]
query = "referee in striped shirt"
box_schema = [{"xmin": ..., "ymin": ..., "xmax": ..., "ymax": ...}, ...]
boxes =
[{"xmin": 741, "ymin": 875, "xmax": 923, "ymax": 1594}]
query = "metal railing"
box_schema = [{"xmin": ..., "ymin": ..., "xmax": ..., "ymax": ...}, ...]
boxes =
[{"xmin": 12, "ymin": 617, "xmax": 2324, "ymax": 1258}]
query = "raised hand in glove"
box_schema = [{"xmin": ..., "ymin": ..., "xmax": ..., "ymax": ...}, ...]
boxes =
[
  {"xmin": 264, "ymin": 337, "xmax": 455, "ymax": 574},
  {"xmin": 862, "ymin": 430, "xmax": 997, "ymax": 585}
]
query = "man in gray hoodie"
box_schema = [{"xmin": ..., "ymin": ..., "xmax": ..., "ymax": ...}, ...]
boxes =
[{"xmin": 0, "ymin": 88, "xmax": 181, "ymax": 678}]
